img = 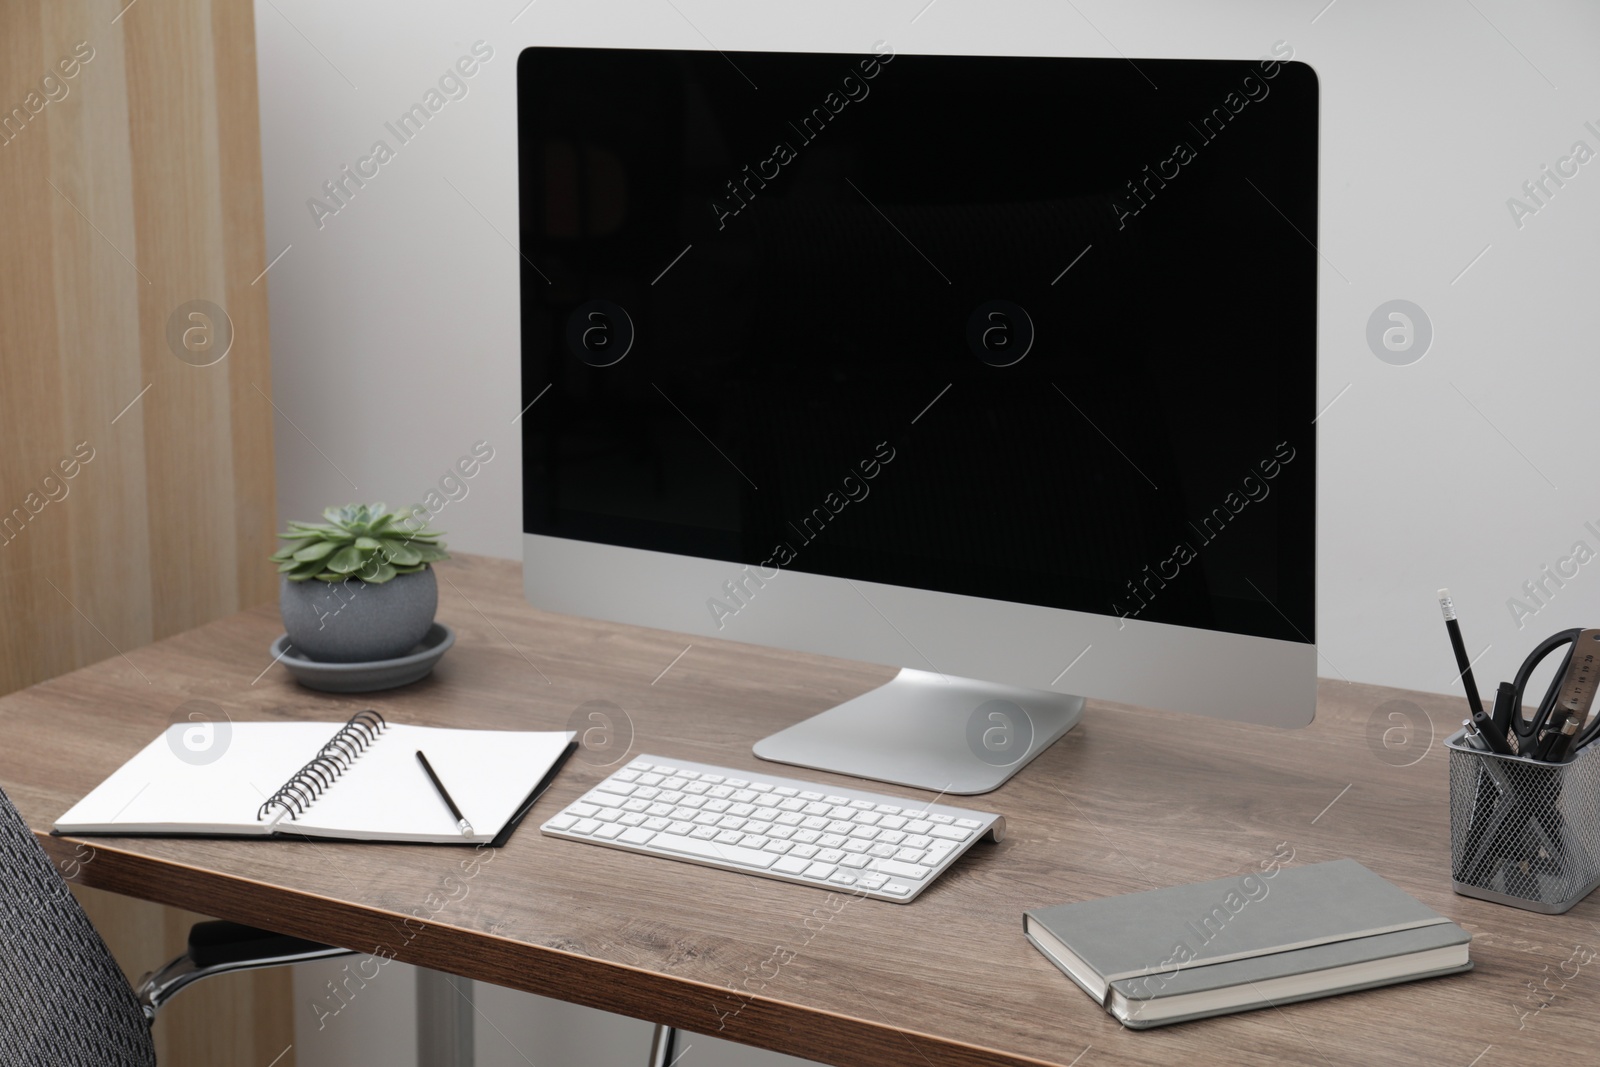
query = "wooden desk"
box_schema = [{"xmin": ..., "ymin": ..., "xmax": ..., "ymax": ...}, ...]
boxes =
[{"xmin": 3, "ymin": 554, "xmax": 1594, "ymax": 1066}]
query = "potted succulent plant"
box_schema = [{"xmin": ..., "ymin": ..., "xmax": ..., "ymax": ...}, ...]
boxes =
[{"xmin": 271, "ymin": 503, "xmax": 449, "ymax": 662}]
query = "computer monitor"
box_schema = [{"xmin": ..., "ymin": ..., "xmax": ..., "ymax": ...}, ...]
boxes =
[{"xmin": 517, "ymin": 46, "xmax": 1318, "ymax": 794}]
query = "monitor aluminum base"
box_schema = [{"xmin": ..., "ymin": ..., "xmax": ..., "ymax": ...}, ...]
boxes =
[{"xmin": 753, "ymin": 668, "xmax": 1084, "ymax": 795}]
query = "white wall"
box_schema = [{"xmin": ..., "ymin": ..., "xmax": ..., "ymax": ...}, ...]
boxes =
[{"xmin": 255, "ymin": 2, "xmax": 1600, "ymax": 1063}]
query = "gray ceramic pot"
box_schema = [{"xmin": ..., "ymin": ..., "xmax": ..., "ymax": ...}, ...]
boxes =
[{"xmin": 279, "ymin": 566, "xmax": 438, "ymax": 663}]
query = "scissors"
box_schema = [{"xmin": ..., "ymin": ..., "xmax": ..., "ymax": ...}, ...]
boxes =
[{"xmin": 1502, "ymin": 628, "xmax": 1600, "ymax": 759}]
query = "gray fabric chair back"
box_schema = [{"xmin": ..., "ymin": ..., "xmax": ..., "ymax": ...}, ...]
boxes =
[{"xmin": 0, "ymin": 785, "xmax": 155, "ymax": 1066}]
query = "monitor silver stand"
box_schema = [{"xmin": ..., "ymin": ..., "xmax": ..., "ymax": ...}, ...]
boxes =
[{"xmin": 753, "ymin": 668, "xmax": 1084, "ymax": 795}]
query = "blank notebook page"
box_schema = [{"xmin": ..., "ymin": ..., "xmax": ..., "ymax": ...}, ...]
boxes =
[
  {"xmin": 290, "ymin": 724, "xmax": 574, "ymax": 842},
  {"xmin": 55, "ymin": 722, "xmax": 346, "ymax": 835}
]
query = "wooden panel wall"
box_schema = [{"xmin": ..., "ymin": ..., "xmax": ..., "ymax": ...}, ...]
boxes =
[{"xmin": 1, "ymin": 1, "xmax": 291, "ymax": 1062}]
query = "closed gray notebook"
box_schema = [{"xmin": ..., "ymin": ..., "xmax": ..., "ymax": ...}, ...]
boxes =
[{"xmin": 1024, "ymin": 859, "xmax": 1472, "ymax": 1028}]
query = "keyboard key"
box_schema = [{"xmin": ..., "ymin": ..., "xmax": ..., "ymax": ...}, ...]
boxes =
[
  {"xmin": 791, "ymin": 843, "xmax": 820, "ymax": 858},
  {"xmin": 619, "ymin": 826, "xmax": 655, "ymax": 844},
  {"xmin": 842, "ymin": 854, "xmax": 871, "ymax": 868},
  {"xmin": 824, "ymin": 795, "xmax": 849, "ymax": 805},
  {"xmin": 817, "ymin": 849, "xmax": 845, "ymax": 863},
  {"xmin": 730, "ymin": 803, "xmax": 757, "ymax": 817},
  {"xmin": 770, "ymin": 826, "xmax": 795, "ymax": 839},
  {"xmin": 571, "ymin": 818, "xmax": 601, "ymax": 834},
  {"xmin": 849, "ymin": 799, "xmax": 875, "ymax": 809},
  {"xmin": 596, "ymin": 823, "xmax": 626, "ymax": 839},
  {"xmin": 732, "ymin": 789, "xmax": 758, "ymax": 803},
  {"xmin": 905, "ymin": 835, "xmax": 933, "ymax": 849},
  {"xmin": 826, "ymin": 820, "xmax": 854, "ymax": 835},
  {"xmin": 569, "ymin": 803, "xmax": 599, "ymax": 818},
  {"xmin": 883, "ymin": 882, "xmax": 914, "ymax": 896},
  {"xmin": 700, "ymin": 774, "xmax": 724, "ymax": 784},
  {"xmin": 956, "ymin": 818, "xmax": 982, "ymax": 829},
  {"xmin": 652, "ymin": 833, "xmax": 776, "ymax": 869},
  {"xmin": 587, "ymin": 793, "xmax": 626, "ymax": 809},
  {"xmin": 693, "ymin": 812, "xmax": 720, "ymax": 826},
  {"xmin": 704, "ymin": 799, "xmax": 733, "ymax": 813},
  {"xmin": 776, "ymin": 813, "xmax": 804, "ymax": 825},
  {"xmin": 670, "ymin": 807, "xmax": 696, "ymax": 820},
  {"xmin": 773, "ymin": 855, "xmax": 811, "ymax": 874},
  {"xmin": 793, "ymin": 830, "xmax": 821, "ymax": 844},
  {"xmin": 662, "ymin": 777, "xmax": 687, "ymax": 790},
  {"xmin": 818, "ymin": 834, "xmax": 847, "ymax": 848},
  {"xmin": 626, "ymin": 760, "xmax": 653, "ymax": 771},
  {"xmin": 717, "ymin": 816, "xmax": 746, "ymax": 830},
  {"xmin": 763, "ymin": 840, "xmax": 793, "ymax": 854},
  {"xmin": 652, "ymin": 766, "xmax": 676, "ymax": 775},
  {"xmin": 805, "ymin": 862, "xmax": 837, "ymax": 879},
  {"xmin": 772, "ymin": 786, "xmax": 799, "ymax": 797},
  {"xmin": 740, "ymin": 834, "xmax": 769, "ymax": 849},
  {"xmin": 875, "ymin": 805, "xmax": 901, "ymax": 815},
  {"xmin": 842, "ymin": 840, "xmax": 871, "ymax": 854},
  {"xmin": 546, "ymin": 814, "xmax": 577, "ymax": 830},
  {"xmin": 874, "ymin": 859, "xmax": 929, "ymax": 880},
  {"xmin": 869, "ymin": 844, "xmax": 897, "ymax": 858},
  {"xmin": 643, "ymin": 817, "xmax": 671, "ymax": 831},
  {"xmin": 848, "ymin": 826, "xmax": 878, "ymax": 840},
  {"xmin": 829, "ymin": 806, "xmax": 856, "ymax": 820},
  {"xmin": 750, "ymin": 782, "xmax": 773, "ymax": 792},
  {"xmin": 596, "ymin": 810, "xmax": 622, "ymax": 822},
  {"xmin": 859, "ymin": 873, "xmax": 888, "ymax": 889},
  {"xmin": 635, "ymin": 787, "xmax": 661, "ymax": 800},
  {"xmin": 929, "ymin": 813, "xmax": 955, "ymax": 824},
  {"xmin": 931, "ymin": 825, "xmax": 972, "ymax": 842},
  {"xmin": 906, "ymin": 820, "xmax": 933, "ymax": 834},
  {"xmin": 658, "ymin": 790, "xmax": 684, "ymax": 804},
  {"xmin": 755, "ymin": 806, "xmax": 781, "ymax": 820},
  {"xmin": 690, "ymin": 826, "xmax": 718, "ymax": 840},
  {"xmin": 801, "ymin": 817, "xmax": 829, "ymax": 830},
  {"xmin": 668, "ymin": 821, "xmax": 695, "ymax": 835},
  {"xmin": 622, "ymin": 799, "xmax": 651, "ymax": 813},
  {"xmin": 620, "ymin": 813, "xmax": 647, "ymax": 826},
  {"xmin": 680, "ymin": 795, "xmax": 706, "ymax": 808},
  {"xmin": 878, "ymin": 815, "xmax": 906, "ymax": 830},
  {"xmin": 803, "ymin": 802, "xmax": 832, "ymax": 816},
  {"xmin": 745, "ymin": 822, "xmax": 772, "ymax": 836},
  {"xmin": 895, "ymin": 848, "xmax": 927, "ymax": 863},
  {"xmin": 726, "ymin": 778, "xmax": 749, "ymax": 787},
  {"xmin": 683, "ymin": 781, "xmax": 710, "ymax": 794},
  {"xmin": 877, "ymin": 830, "xmax": 906, "ymax": 845},
  {"xmin": 614, "ymin": 770, "xmax": 642, "ymax": 782},
  {"xmin": 854, "ymin": 812, "xmax": 881, "ymax": 825},
  {"xmin": 677, "ymin": 769, "xmax": 700, "ymax": 779},
  {"xmin": 715, "ymin": 829, "xmax": 744, "ymax": 844},
  {"xmin": 708, "ymin": 786, "xmax": 735, "ymax": 799},
  {"xmin": 647, "ymin": 803, "xmax": 674, "ymax": 816},
  {"xmin": 638, "ymin": 773, "xmax": 664, "ymax": 786},
  {"xmin": 828, "ymin": 872, "xmax": 857, "ymax": 885}
]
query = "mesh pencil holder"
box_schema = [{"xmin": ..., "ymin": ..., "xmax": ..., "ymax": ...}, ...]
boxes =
[{"xmin": 1448, "ymin": 727, "xmax": 1600, "ymax": 913}]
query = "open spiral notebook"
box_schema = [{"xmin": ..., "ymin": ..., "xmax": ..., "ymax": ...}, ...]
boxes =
[{"xmin": 54, "ymin": 710, "xmax": 576, "ymax": 846}]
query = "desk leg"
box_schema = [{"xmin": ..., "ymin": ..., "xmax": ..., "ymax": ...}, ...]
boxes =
[
  {"xmin": 416, "ymin": 968, "xmax": 474, "ymax": 1066},
  {"xmin": 648, "ymin": 1024, "xmax": 681, "ymax": 1066}
]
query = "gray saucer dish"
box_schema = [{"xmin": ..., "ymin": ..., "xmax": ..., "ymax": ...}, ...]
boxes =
[{"xmin": 269, "ymin": 623, "xmax": 455, "ymax": 693}]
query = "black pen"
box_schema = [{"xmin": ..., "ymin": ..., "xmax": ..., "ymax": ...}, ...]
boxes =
[
  {"xmin": 1439, "ymin": 589, "xmax": 1487, "ymax": 723},
  {"xmin": 416, "ymin": 750, "xmax": 473, "ymax": 836}
]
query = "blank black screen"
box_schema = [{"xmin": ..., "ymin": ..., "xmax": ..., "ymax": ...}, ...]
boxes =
[{"xmin": 518, "ymin": 47, "xmax": 1317, "ymax": 643}]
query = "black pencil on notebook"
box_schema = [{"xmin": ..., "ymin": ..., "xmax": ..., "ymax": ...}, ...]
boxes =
[{"xmin": 416, "ymin": 750, "xmax": 473, "ymax": 836}]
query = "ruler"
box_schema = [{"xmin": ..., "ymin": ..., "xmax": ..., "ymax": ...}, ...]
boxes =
[{"xmin": 1552, "ymin": 629, "xmax": 1600, "ymax": 731}]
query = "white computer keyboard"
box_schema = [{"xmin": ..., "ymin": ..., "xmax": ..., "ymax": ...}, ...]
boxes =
[{"xmin": 541, "ymin": 755, "xmax": 1005, "ymax": 902}]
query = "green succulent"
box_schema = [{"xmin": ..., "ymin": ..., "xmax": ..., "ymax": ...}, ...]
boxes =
[{"xmin": 271, "ymin": 503, "xmax": 448, "ymax": 584}]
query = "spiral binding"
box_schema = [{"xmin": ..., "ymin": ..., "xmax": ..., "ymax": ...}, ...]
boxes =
[{"xmin": 257, "ymin": 709, "xmax": 387, "ymax": 822}]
